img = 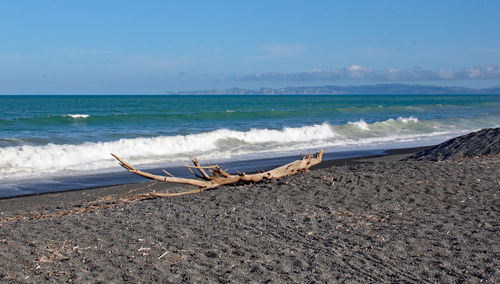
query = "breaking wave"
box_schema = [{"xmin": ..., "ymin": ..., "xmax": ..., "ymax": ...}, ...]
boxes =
[
  {"xmin": 0, "ymin": 116, "xmax": 497, "ymax": 180},
  {"xmin": 66, "ymin": 114, "xmax": 90, "ymax": 118}
]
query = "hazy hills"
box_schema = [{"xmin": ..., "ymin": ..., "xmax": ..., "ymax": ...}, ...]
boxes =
[{"xmin": 167, "ymin": 84, "xmax": 500, "ymax": 95}]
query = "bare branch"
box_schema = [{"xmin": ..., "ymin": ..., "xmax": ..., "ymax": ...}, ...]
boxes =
[
  {"xmin": 111, "ymin": 149, "xmax": 324, "ymax": 195},
  {"xmin": 162, "ymin": 170, "xmax": 175, "ymax": 177},
  {"xmin": 190, "ymin": 157, "xmax": 212, "ymax": 180}
]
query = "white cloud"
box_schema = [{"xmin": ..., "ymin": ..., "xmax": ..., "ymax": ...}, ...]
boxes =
[{"xmin": 233, "ymin": 64, "xmax": 500, "ymax": 82}]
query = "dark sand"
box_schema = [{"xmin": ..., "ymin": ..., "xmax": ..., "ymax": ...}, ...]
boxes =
[{"xmin": 0, "ymin": 146, "xmax": 499, "ymax": 282}]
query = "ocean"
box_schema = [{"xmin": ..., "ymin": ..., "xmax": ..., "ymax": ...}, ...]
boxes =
[{"xmin": 1, "ymin": 94, "xmax": 499, "ymax": 198}]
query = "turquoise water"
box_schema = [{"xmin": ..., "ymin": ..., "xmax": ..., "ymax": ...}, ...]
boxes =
[{"xmin": 0, "ymin": 94, "xmax": 499, "ymax": 193}]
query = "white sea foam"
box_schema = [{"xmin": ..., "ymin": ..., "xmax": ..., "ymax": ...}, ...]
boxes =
[
  {"xmin": 66, "ymin": 114, "xmax": 90, "ymax": 118},
  {"xmin": 348, "ymin": 119, "xmax": 370, "ymax": 130},
  {"xmin": 0, "ymin": 116, "xmax": 494, "ymax": 181},
  {"xmin": 397, "ymin": 116, "xmax": 419, "ymax": 123}
]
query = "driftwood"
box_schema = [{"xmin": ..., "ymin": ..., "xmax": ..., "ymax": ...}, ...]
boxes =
[{"xmin": 111, "ymin": 149, "xmax": 324, "ymax": 196}]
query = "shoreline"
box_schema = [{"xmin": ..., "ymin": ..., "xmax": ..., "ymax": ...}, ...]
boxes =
[
  {"xmin": 0, "ymin": 145, "xmax": 432, "ymax": 200},
  {"xmin": 0, "ymin": 145, "xmax": 431, "ymax": 219}
]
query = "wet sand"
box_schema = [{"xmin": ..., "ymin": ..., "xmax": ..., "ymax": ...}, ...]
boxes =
[{"xmin": 0, "ymin": 146, "xmax": 499, "ymax": 282}]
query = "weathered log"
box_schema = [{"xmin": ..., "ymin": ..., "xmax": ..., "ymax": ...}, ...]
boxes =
[{"xmin": 111, "ymin": 149, "xmax": 324, "ymax": 196}]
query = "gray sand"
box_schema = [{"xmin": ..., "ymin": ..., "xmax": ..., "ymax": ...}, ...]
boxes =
[{"xmin": 1, "ymin": 150, "xmax": 499, "ymax": 282}]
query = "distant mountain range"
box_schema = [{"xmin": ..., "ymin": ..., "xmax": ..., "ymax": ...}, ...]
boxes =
[{"xmin": 167, "ymin": 84, "xmax": 500, "ymax": 95}]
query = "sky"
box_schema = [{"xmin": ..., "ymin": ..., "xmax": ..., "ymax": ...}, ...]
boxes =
[{"xmin": 1, "ymin": 0, "xmax": 500, "ymax": 94}]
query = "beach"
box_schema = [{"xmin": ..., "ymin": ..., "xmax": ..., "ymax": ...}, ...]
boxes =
[
  {"xmin": 1, "ymin": 139, "xmax": 498, "ymax": 282},
  {"xmin": 2, "ymin": 1, "xmax": 500, "ymax": 282}
]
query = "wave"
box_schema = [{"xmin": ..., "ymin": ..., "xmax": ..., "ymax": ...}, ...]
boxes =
[
  {"xmin": 66, "ymin": 114, "xmax": 90, "ymax": 118},
  {"xmin": 348, "ymin": 119, "xmax": 370, "ymax": 130},
  {"xmin": 0, "ymin": 116, "xmax": 497, "ymax": 181}
]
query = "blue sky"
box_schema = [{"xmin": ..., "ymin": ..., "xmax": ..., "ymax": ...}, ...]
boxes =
[{"xmin": 1, "ymin": 0, "xmax": 500, "ymax": 94}]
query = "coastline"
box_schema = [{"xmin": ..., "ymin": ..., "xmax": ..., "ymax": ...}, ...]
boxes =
[
  {"xmin": 2, "ymin": 94, "xmax": 498, "ymax": 196},
  {"xmin": 0, "ymin": 145, "xmax": 431, "ymax": 200},
  {"xmin": 0, "ymin": 146, "xmax": 433, "ymax": 218}
]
